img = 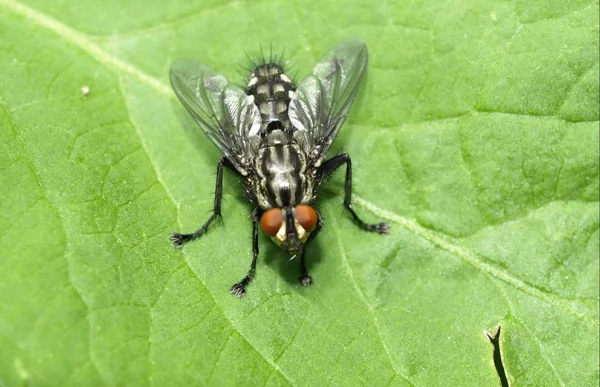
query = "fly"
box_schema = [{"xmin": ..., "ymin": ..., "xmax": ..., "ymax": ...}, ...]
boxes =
[{"xmin": 169, "ymin": 38, "xmax": 389, "ymax": 297}]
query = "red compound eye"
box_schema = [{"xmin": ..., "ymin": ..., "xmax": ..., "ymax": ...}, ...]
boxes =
[
  {"xmin": 260, "ymin": 208, "xmax": 283, "ymax": 236},
  {"xmin": 295, "ymin": 205, "xmax": 317, "ymax": 232}
]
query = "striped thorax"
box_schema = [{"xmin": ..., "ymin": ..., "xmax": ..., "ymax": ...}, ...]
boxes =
[{"xmin": 246, "ymin": 64, "xmax": 317, "ymax": 250}]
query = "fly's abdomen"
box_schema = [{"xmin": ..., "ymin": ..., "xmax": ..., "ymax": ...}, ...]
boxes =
[
  {"xmin": 246, "ymin": 64, "xmax": 295, "ymax": 133},
  {"xmin": 255, "ymin": 143, "xmax": 311, "ymax": 208}
]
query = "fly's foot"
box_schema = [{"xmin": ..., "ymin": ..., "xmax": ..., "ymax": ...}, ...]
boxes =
[
  {"xmin": 169, "ymin": 233, "xmax": 186, "ymax": 248},
  {"xmin": 230, "ymin": 282, "xmax": 248, "ymax": 297},
  {"xmin": 374, "ymin": 222, "xmax": 390, "ymax": 234},
  {"xmin": 170, "ymin": 232, "xmax": 197, "ymax": 248},
  {"xmin": 363, "ymin": 222, "xmax": 389, "ymax": 235},
  {"xmin": 299, "ymin": 274, "xmax": 313, "ymax": 287}
]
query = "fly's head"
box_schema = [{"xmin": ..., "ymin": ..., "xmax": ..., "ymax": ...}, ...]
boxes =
[{"xmin": 260, "ymin": 205, "xmax": 318, "ymax": 255}]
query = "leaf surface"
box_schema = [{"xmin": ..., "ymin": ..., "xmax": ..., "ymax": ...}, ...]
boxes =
[{"xmin": 0, "ymin": 0, "xmax": 598, "ymax": 385}]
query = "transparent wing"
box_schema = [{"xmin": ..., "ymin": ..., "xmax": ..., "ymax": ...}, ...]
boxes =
[
  {"xmin": 289, "ymin": 38, "xmax": 368, "ymax": 162},
  {"xmin": 170, "ymin": 60, "xmax": 262, "ymax": 175}
]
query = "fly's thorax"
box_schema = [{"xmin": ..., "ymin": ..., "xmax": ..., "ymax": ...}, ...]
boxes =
[
  {"xmin": 246, "ymin": 64, "xmax": 296, "ymax": 134},
  {"xmin": 253, "ymin": 132, "xmax": 314, "ymax": 209}
]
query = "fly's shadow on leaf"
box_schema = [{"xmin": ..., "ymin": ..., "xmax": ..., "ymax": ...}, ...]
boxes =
[{"xmin": 262, "ymin": 233, "xmax": 324, "ymax": 286}]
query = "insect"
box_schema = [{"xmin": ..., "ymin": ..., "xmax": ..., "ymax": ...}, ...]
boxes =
[{"xmin": 169, "ymin": 38, "xmax": 389, "ymax": 297}]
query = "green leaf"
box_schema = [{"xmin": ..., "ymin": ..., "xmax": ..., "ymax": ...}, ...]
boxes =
[{"xmin": 0, "ymin": 0, "xmax": 598, "ymax": 385}]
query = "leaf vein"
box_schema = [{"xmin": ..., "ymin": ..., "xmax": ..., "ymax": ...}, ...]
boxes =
[
  {"xmin": 351, "ymin": 195, "xmax": 599, "ymax": 326},
  {"xmin": 0, "ymin": 0, "xmax": 172, "ymax": 97},
  {"xmin": 328, "ymin": 205, "xmax": 418, "ymax": 387},
  {"xmin": 512, "ymin": 315, "xmax": 567, "ymax": 385}
]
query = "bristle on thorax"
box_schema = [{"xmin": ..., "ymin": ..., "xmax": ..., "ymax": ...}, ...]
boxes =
[{"xmin": 246, "ymin": 64, "xmax": 296, "ymax": 135}]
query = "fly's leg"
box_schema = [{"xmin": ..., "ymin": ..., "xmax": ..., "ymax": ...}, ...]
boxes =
[
  {"xmin": 318, "ymin": 153, "xmax": 389, "ymax": 234},
  {"xmin": 170, "ymin": 157, "xmax": 238, "ymax": 248},
  {"xmin": 298, "ymin": 213, "xmax": 324, "ymax": 286},
  {"xmin": 231, "ymin": 207, "xmax": 263, "ymax": 297}
]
